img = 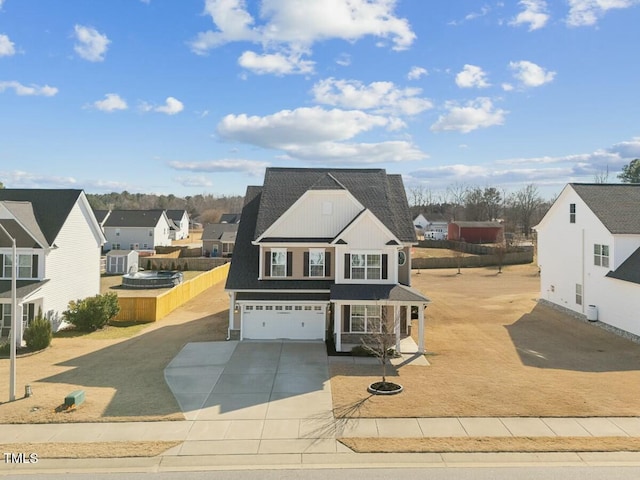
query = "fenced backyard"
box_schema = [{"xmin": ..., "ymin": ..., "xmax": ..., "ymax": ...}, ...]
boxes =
[
  {"xmin": 412, "ymin": 240, "xmax": 534, "ymax": 269},
  {"xmin": 111, "ymin": 262, "xmax": 230, "ymax": 323}
]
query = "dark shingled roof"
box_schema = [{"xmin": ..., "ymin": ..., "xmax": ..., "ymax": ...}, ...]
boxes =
[
  {"xmin": 330, "ymin": 284, "xmax": 430, "ymax": 303},
  {"xmin": 571, "ymin": 184, "xmax": 640, "ymax": 234},
  {"xmin": 0, "ymin": 279, "xmax": 49, "ymax": 299},
  {"xmin": 165, "ymin": 209, "xmax": 188, "ymax": 222},
  {"xmin": 0, "ymin": 201, "xmax": 48, "ymax": 248},
  {"xmin": 220, "ymin": 213, "xmax": 241, "ymax": 224},
  {"xmin": 93, "ymin": 209, "xmax": 111, "ymax": 224},
  {"xmin": 254, "ymin": 168, "xmax": 416, "ymax": 243},
  {"xmin": 606, "ymin": 246, "xmax": 640, "ymax": 284},
  {"xmin": 202, "ymin": 223, "xmax": 239, "ymax": 241},
  {"xmin": 103, "ymin": 210, "xmax": 167, "ymax": 228},
  {"xmin": 0, "ymin": 189, "xmax": 82, "ymax": 245}
]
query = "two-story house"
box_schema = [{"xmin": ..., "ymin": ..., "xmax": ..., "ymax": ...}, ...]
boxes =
[
  {"xmin": 166, "ymin": 209, "xmax": 190, "ymax": 240},
  {"xmin": 102, "ymin": 210, "xmax": 172, "ymax": 252},
  {"xmin": 225, "ymin": 168, "xmax": 430, "ymax": 353},
  {"xmin": 0, "ymin": 189, "xmax": 105, "ymax": 343},
  {"xmin": 536, "ymin": 183, "xmax": 640, "ymax": 339}
]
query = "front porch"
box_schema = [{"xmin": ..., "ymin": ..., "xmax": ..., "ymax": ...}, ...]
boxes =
[{"xmin": 329, "ymin": 283, "xmax": 430, "ymax": 353}]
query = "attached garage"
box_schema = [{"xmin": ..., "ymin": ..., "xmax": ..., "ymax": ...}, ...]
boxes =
[{"xmin": 241, "ymin": 304, "xmax": 327, "ymax": 340}]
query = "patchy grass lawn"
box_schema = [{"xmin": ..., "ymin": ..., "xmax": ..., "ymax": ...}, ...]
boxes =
[
  {"xmin": 330, "ymin": 264, "xmax": 640, "ymax": 418},
  {"xmin": 411, "ymin": 247, "xmax": 476, "ymax": 259},
  {"xmin": 341, "ymin": 437, "xmax": 640, "ymax": 453},
  {"xmin": 0, "ymin": 281, "xmax": 229, "ymax": 424},
  {"xmin": 0, "ymin": 441, "xmax": 180, "ymax": 459}
]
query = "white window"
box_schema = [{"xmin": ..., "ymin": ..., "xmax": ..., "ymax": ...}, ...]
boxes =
[
  {"xmin": 148, "ymin": 229, "xmax": 153, "ymax": 237},
  {"xmin": 275, "ymin": 306, "xmax": 282, "ymax": 310},
  {"xmin": 1, "ymin": 304, "xmax": 11, "ymax": 337},
  {"xmin": 265, "ymin": 305, "xmax": 273, "ymax": 311},
  {"xmin": 350, "ymin": 305, "xmax": 382, "ymax": 333},
  {"xmin": 115, "ymin": 228, "xmax": 120, "ymax": 236},
  {"xmin": 255, "ymin": 306, "xmax": 263, "ymax": 310},
  {"xmin": 271, "ymin": 249, "xmax": 286, "ymax": 277},
  {"xmin": 245, "ymin": 305, "xmax": 254, "ymax": 311},
  {"xmin": 351, "ymin": 253, "xmax": 381, "ymax": 280},
  {"xmin": 576, "ymin": 284, "xmax": 583, "ymax": 305},
  {"xmin": 569, "ymin": 204, "xmax": 576, "ymax": 224},
  {"xmin": 285, "ymin": 306, "xmax": 293, "ymax": 311},
  {"xmin": 309, "ymin": 249, "xmax": 325, "ymax": 277},
  {"xmin": 294, "ymin": 306, "xmax": 302, "ymax": 311},
  {"xmin": 112, "ymin": 243, "xmax": 120, "ymax": 250},
  {"xmin": 314, "ymin": 306, "xmax": 322, "ymax": 311},
  {"xmin": 594, "ymin": 244, "xmax": 609, "ymax": 268},
  {"xmin": 3, "ymin": 254, "xmax": 34, "ymax": 279},
  {"xmin": 304, "ymin": 306, "xmax": 312, "ymax": 311}
]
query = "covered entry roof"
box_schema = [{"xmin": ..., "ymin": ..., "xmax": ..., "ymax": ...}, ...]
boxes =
[{"xmin": 330, "ymin": 284, "xmax": 430, "ymax": 303}]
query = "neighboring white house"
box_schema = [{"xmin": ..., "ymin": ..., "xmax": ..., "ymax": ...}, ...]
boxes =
[
  {"xmin": 225, "ymin": 168, "xmax": 430, "ymax": 352},
  {"xmin": 0, "ymin": 189, "xmax": 106, "ymax": 342},
  {"xmin": 166, "ymin": 210, "xmax": 189, "ymax": 240},
  {"xmin": 102, "ymin": 210, "xmax": 172, "ymax": 252},
  {"xmin": 413, "ymin": 213, "xmax": 448, "ymax": 240},
  {"xmin": 535, "ymin": 183, "xmax": 640, "ymax": 339}
]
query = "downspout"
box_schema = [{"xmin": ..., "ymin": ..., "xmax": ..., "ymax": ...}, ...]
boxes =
[{"xmin": 581, "ymin": 228, "xmax": 585, "ymax": 314}]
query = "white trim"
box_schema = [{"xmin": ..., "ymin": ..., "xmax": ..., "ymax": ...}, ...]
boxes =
[{"xmin": 331, "ymin": 208, "xmax": 402, "ymax": 246}]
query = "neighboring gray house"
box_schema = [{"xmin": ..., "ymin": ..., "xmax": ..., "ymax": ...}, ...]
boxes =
[
  {"xmin": 106, "ymin": 249, "xmax": 139, "ymax": 274},
  {"xmin": 93, "ymin": 209, "xmax": 111, "ymax": 228},
  {"xmin": 102, "ymin": 210, "xmax": 172, "ymax": 252},
  {"xmin": 225, "ymin": 167, "xmax": 430, "ymax": 352},
  {"xmin": 202, "ymin": 223, "xmax": 238, "ymax": 257},
  {"xmin": 166, "ymin": 209, "xmax": 189, "ymax": 240},
  {"xmin": 0, "ymin": 189, "xmax": 105, "ymax": 341}
]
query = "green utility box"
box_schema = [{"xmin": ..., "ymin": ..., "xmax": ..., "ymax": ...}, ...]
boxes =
[{"xmin": 64, "ymin": 390, "xmax": 85, "ymax": 408}]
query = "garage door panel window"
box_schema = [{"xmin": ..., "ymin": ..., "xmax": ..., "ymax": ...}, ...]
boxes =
[{"xmin": 350, "ymin": 305, "xmax": 382, "ymax": 333}]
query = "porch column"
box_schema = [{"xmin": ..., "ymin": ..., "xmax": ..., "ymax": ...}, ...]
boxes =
[
  {"xmin": 334, "ymin": 303, "xmax": 342, "ymax": 352},
  {"xmin": 228, "ymin": 292, "xmax": 235, "ymax": 339},
  {"xmin": 394, "ymin": 304, "xmax": 401, "ymax": 353},
  {"xmin": 418, "ymin": 305, "xmax": 425, "ymax": 354}
]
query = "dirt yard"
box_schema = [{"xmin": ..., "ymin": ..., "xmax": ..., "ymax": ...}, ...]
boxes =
[
  {"xmin": 331, "ymin": 264, "xmax": 640, "ymax": 418},
  {"xmin": 0, "ymin": 281, "xmax": 229, "ymax": 424}
]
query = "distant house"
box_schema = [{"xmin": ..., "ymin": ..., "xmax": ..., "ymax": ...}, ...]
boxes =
[
  {"xmin": 220, "ymin": 213, "xmax": 241, "ymax": 224},
  {"xmin": 536, "ymin": 183, "xmax": 640, "ymax": 339},
  {"xmin": 448, "ymin": 221, "xmax": 503, "ymax": 244},
  {"xmin": 414, "ymin": 213, "xmax": 448, "ymax": 240},
  {"xmin": 166, "ymin": 210, "xmax": 189, "ymax": 240},
  {"xmin": 93, "ymin": 209, "xmax": 111, "ymax": 228},
  {"xmin": 0, "ymin": 189, "xmax": 105, "ymax": 341},
  {"xmin": 102, "ymin": 210, "xmax": 172, "ymax": 252},
  {"xmin": 202, "ymin": 223, "xmax": 238, "ymax": 257}
]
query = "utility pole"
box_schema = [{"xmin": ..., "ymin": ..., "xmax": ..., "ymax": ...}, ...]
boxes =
[{"xmin": 0, "ymin": 223, "xmax": 17, "ymax": 401}]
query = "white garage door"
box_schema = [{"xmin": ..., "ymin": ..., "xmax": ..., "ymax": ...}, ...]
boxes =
[{"xmin": 242, "ymin": 305, "xmax": 326, "ymax": 340}]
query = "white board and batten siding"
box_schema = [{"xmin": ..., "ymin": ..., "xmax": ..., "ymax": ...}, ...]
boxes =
[{"xmin": 263, "ymin": 190, "xmax": 362, "ymax": 239}]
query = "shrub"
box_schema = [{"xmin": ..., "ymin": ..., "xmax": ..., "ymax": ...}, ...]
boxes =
[
  {"xmin": 0, "ymin": 341, "xmax": 9, "ymax": 357},
  {"xmin": 23, "ymin": 311, "xmax": 52, "ymax": 351},
  {"xmin": 63, "ymin": 293, "xmax": 121, "ymax": 332}
]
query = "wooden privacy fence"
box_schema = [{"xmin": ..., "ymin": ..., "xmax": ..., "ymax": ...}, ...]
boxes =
[
  {"xmin": 411, "ymin": 251, "xmax": 533, "ymax": 270},
  {"xmin": 112, "ymin": 262, "xmax": 230, "ymax": 323}
]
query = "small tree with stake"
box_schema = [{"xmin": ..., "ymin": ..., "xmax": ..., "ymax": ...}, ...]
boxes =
[
  {"xmin": 360, "ymin": 303, "xmax": 403, "ymax": 394},
  {"xmin": 494, "ymin": 230, "xmax": 507, "ymax": 274},
  {"xmin": 453, "ymin": 239, "xmax": 466, "ymax": 274}
]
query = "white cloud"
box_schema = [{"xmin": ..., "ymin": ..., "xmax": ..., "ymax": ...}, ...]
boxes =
[
  {"xmin": 74, "ymin": 25, "xmax": 110, "ymax": 62},
  {"xmin": 168, "ymin": 159, "xmax": 269, "ymax": 176},
  {"xmin": 609, "ymin": 137, "xmax": 640, "ymax": 157},
  {"xmin": 217, "ymin": 106, "xmax": 393, "ymax": 148},
  {"xmin": 0, "ymin": 170, "xmax": 78, "ymax": 188},
  {"xmin": 311, "ymin": 77, "xmax": 433, "ymax": 116},
  {"xmin": 0, "ymin": 34, "xmax": 16, "ymax": 56},
  {"xmin": 448, "ymin": 5, "xmax": 491, "ymax": 26},
  {"xmin": 238, "ymin": 50, "xmax": 315, "ymax": 75},
  {"xmin": 282, "ymin": 140, "xmax": 427, "ymax": 164},
  {"xmin": 502, "ymin": 83, "xmax": 514, "ymax": 91},
  {"xmin": 155, "ymin": 97, "xmax": 184, "ymax": 115},
  {"xmin": 335, "ymin": 53, "xmax": 351, "ymax": 66},
  {"xmin": 455, "ymin": 64, "xmax": 491, "ymax": 88},
  {"xmin": 190, "ymin": 0, "xmax": 416, "ymax": 74},
  {"xmin": 0, "ymin": 81, "xmax": 58, "ymax": 96},
  {"xmin": 431, "ymin": 98, "xmax": 507, "ymax": 133},
  {"xmin": 510, "ymin": 0, "xmax": 550, "ymax": 30},
  {"xmin": 176, "ymin": 176, "xmax": 214, "ymax": 187},
  {"xmin": 510, "ymin": 60, "xmax": 555, "ymax": 87},
  {"xmin": 92, "ymin": 93, "xmax": 128, "ymax": 112},
  {"xmin": 407, "ymin": 66, "xmax": 428, "ymax": 80},
  {"xmin": 566, "ymin": 0, "xmax": 640, "ymax": 27}
]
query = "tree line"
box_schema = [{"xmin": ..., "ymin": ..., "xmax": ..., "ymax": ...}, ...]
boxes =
[{"xmin": 86, "ymin": 192, "xmax": 244, "ymax": 224}]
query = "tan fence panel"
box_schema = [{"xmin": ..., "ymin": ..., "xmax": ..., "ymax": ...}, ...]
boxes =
[{"xmin": 113, "ymin": 263, "xmax": 230, "ymax": 323}]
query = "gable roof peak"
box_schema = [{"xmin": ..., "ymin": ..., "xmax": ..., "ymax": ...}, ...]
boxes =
[{"xmin": 309, "ymin": 172, "xmax": 347, "ymax": 191}]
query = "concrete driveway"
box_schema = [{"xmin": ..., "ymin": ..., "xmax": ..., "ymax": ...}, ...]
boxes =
[{"xmin": 164, "ymin": 340, "xmax": 341, "ymax": 454}]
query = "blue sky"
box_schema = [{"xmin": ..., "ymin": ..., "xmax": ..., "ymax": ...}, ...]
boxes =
[{"xmin": 1, "ymin": 0, "xmax": 640, "ymax": 200}]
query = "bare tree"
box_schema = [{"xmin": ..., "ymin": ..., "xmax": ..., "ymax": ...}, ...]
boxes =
[
  {"xmin": 509, "ymin": 184, "xmax": 543, "ymax": 237},
  {"xmin": 360, "ymin": 304, "xmax": 400, "ymax": 386},
  {"xmin": 446, "ymin": 183, "xmax": 468, "ymax": 221},
  {"xmin": 452, "ymin": 239, "xmax": 466, "ymax": 274},
  {"xmin": 594, "ymin": 165, "xmax": 610, "ymax": 183}
]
